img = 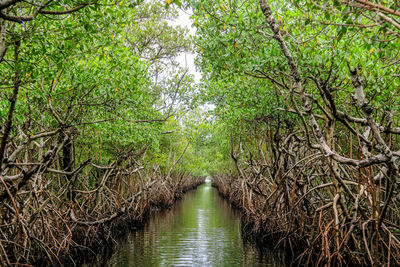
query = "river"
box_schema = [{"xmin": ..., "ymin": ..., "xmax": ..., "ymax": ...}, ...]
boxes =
[{"xmin": 86, "ymin": 180, "xmax": 287, "ymax": 266}]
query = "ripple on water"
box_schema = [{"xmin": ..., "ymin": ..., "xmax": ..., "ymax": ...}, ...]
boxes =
[{"xmin": 86, "ymin": 181, "xmax": 288, "ymax": 267}]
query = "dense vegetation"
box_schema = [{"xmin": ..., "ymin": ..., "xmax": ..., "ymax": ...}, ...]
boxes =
[
  {"xmin": 0, "ymin": 0, "xmax": 206, "ymax": 265},
  {"xmin": 2, "ymin": 0, "xmax": 400, "ymax": 266},
  {"xmin": 189, "ymin": 0, "xmax": 400, "ymax": 265}
]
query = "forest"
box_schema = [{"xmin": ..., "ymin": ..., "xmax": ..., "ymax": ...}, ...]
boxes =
[{"xmin": 1, "ymin": 0, "xmax": 400, "ymax": 266}]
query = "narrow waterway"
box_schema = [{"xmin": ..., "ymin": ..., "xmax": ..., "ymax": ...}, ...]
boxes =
[{"xmin": 89, "ymin": 180, "xmax": 287, "ymax": 266}]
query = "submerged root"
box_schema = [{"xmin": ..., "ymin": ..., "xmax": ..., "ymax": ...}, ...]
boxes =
[
  {"xmin": 0, "ymin": 161, "xmax": 204, "ymax": 266},
  {"xmin": 212, "ymin": 170, "xmax": 400, "ymax": 266}
]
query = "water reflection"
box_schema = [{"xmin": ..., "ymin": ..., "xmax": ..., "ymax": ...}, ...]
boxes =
[{"xmin": 94, "ymin": 181, "xmax": 287, "ymax": 266}]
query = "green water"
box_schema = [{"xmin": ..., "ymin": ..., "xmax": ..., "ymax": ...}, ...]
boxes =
[{"xmin": 92, "ymin": 180, "xmax": 286, "ymax": 266}]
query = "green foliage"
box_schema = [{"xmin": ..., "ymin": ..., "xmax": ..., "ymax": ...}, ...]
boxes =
[
  {"xmin": 182, "ymin": 0, "xmax": 400, "ymax": 175},
  {"xmin": 0, "ymin": 0, "xmax": 199, "ymax": 175}
]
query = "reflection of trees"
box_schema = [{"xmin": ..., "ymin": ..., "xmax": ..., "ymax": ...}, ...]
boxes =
[{"xmin": 108, "ymin": 183, "xmax": 286, "ymax": 266}]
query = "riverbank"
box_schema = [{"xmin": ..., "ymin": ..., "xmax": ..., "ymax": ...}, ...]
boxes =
[
  {"xmin": 14, "ymin": 175, "xmax": 205, "ymax": 267},
  {"xmin": 212, "ymin": 174, "xmax": 394, "ymax": 266},
  {"xmin": 70, "ymin": 176, "xmax": 205, "ymax": 266},
  {"xmin": 67, "ymin": 176, "xmax": 205, "ymax": 267},
  {"xmin": 89, "ymin": 180, "xmax": 287, "ymax": 266},
  {"xmin": 211, "ymin": 177, "xmax": 305, "ymax": 266}
]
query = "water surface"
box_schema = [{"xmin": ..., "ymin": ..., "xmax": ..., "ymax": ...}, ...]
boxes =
[{"xmin": 92, "ymin": 180, "xmax": 286, "ymax": 266}]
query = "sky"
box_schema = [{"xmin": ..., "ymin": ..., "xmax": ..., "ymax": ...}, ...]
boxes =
[{"xmin": 168, "ymin": 7, "xmax": 202, "ymax": 83}]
